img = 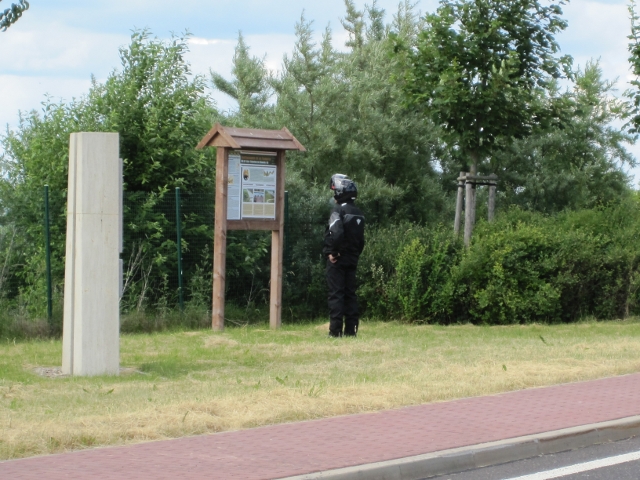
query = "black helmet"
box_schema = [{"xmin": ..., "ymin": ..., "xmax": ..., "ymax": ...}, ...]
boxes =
[{"xmin": 330, "ymin": 173, "xmax": 358, "ymax": 202}]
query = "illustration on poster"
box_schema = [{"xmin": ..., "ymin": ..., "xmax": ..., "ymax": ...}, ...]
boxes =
[{"xmin": 265, "ymin": 190, "xmax": 275, "ymax": 203}]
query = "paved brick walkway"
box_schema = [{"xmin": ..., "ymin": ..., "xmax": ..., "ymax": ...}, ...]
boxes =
[{"xmin": 3, "ymin": 374, "xmax": 640, "ymax": 479}]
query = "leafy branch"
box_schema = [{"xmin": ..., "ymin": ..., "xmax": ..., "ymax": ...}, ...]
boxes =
[{"xmin": 0, "ymin": 0, "xmax": 29, "ymax": 32}]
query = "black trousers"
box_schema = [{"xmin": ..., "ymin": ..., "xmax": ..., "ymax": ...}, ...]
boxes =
[{"xmin": 326, "ymin": 259, "xmax": 359, "ymax": 337}]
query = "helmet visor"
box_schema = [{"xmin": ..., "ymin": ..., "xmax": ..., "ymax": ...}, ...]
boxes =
[{"xmin": 330, "ymin": 173, "xmax": 347, "ymax": 191}]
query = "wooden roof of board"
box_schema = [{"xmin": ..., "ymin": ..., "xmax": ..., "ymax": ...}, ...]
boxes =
[{"xmin": 196, "ymin": 123, "xmax": 306, "ymax": 152}]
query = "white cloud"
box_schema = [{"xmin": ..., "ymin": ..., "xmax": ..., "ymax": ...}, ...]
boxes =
[
  {"xmin": 559, "ymin": 1, "xmax": 631, "ymax": 83},
  {"xmin": 0, "ymin": 75, "xmax": 94, "ymax": 132},
  {"xmin": 0, "ymin": 20, "xmax": 127, "ymax": 78},
  {"xmin": 188, "ymin": 38, "xmax": 229, "ymax": 46},
  {"xmin": 0, "ymin": 21, "xmax": 127, "ymax": 134},
  {"xmin": 562, "ymin": 1, "xmax": 629, "ymax": 47}
]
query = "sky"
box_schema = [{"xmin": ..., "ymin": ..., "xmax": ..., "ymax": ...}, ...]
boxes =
[{"xmin": 1, "ymin": 0, "xmax": 639, "ymax": 179}]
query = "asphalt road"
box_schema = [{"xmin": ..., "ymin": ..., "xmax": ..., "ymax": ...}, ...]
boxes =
[{"xmin": 429, "ymin": 435, "xmax": 640, "ymax": 480}]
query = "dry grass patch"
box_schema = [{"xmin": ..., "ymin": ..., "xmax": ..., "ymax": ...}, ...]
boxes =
[
  {"xmin": 1, "ymin": 320, "xmax": 640, "ymax": 460},
  {"xmin": 203, "ymin": 336, "xmax": 238, "ymax": 347}
]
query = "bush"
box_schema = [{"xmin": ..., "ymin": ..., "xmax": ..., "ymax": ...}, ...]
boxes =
[
  {"xmin": 358, "ymin": 223, "xmax": 462, "ymax": 321},
  {"xmin": 357, "ymin": 200, "xmax": 640, "ymax": 325},
  {"xmin": 453, "ymin": 202, "xmax": 640, "ymax": 324}
]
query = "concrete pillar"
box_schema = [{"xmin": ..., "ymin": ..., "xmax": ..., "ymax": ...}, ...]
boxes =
[{"xmin": 62, "ymin": 133, "xmax": 121, "ymax": 376}]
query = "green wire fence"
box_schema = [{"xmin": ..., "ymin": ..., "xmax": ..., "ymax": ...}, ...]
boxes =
[{"xmin": 36, "ymin": 187, "xmax": 328, "ymax": 326}]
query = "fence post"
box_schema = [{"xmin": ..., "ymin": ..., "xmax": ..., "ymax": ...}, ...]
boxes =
[
  {"xmin": 175, "ymin": 187, "xmax": 184, "ymax": 312},
  {"xmin": 44, "ymin": 185, "xmax": 53, "ymax": 326}
]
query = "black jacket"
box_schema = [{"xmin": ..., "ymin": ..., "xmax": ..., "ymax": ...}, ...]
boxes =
[{"xmin": 323, "ymin": 200, "xmax": 365, "ymax": 264}]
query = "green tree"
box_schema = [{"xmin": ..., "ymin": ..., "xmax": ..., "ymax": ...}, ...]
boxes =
[
  {"xmin": 396, "ymin": 0, "xmax": 572, "ymax": 175},
  {"xmin": 0, "ymin": 30, "xmax": 218, "ymax": 313},
  {"xmin": 627, "ymin": 0, "xmax": 640, "ymax": 134},
  {"xmin": 0, "ymin": 0, "xmax": 28, "ymax": 31},
  {"xmin": 210, "ymin": 33, "xmax": 273, "ymax": 128},
  {"xmin": 92, "ymin": 31, "xmax": 218, "ymax": 312},
  {"xmin": 0, "ymin": 98, "xmax": 103, "ymax": 311},
  {"xmin": 92, "ymin": 30, "xmax": 217, "ymax": 193},
  {"xmin": 495, "ymin": 61, "xmax": 635, "ymax": 212},
  {"xmin": 268, "ymin": 1, "xmax": 447, "ymax": 224}
]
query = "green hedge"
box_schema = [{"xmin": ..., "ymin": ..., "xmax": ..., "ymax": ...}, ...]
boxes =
[{"xmin": 358, "ymin": 200, "xmax": 640, "ymax": 324}]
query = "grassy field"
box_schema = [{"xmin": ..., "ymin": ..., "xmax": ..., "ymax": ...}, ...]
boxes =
[{"xmin": 2, "ymin": 319, "xmax": 640, "ymax": 460}]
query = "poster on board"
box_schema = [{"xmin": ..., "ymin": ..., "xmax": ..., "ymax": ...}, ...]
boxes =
[{"xmin": 227, "ymin": 151, "xmax": 277, "ymax": 220}]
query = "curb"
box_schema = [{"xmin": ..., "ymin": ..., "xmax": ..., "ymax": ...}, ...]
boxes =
[{"xmin": 279, "ymin": 415, "xmax": 640, "ymax": 480}]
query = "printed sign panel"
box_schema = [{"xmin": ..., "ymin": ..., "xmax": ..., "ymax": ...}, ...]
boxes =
[{"xmin": 227, "ymin": 151, "xmax": 277, "ymax": 220}]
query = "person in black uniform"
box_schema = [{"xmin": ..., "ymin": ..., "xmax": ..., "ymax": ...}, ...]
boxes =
[{"xmin": 323, "ymin": 174, "xmax": 365, "ymax": 337}]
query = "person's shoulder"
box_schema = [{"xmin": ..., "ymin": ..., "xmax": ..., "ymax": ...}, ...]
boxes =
[
  {"xmin": 329, "ymin": 205, "xmax": 341, "ymax": 219},
  {"xmin": 346, "ymin": 202, "xmax": 363, "ymax": 215}
]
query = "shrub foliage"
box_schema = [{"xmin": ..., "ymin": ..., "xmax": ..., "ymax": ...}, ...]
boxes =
[{"xmin": 358, "ymin": 200, "xmax": 640, "ymax": 324}]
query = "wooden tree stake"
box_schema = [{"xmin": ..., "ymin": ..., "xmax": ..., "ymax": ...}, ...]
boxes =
[
  {"xmin": 454, "ymin": 171, "xmax": 465, "ymax": 236},
  {"xmin": 488, "ymin": 185, "xmax": 496, "ymax": 222},
  {"xmin": 464, "ymin": 180, "xmax": 474, "ymax": 247}
]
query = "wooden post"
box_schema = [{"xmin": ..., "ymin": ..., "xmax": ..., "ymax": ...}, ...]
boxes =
[
  {"xmin": 270, "ymin": 151, "xmax": 286, "ymax": 329},
  {"xmin": 454, "ymin": 172, "xmax": 465, "ymax": 236},
  {"xmin": 464, "ymin": 178, "xmax": 474, "ymax": 247},
  {"xmin": 212, "ymin": 147, "xmax": 229, "ymax": 331},
  {"xmin": 488, "ymin": 184, "xmax": 496, "ymax": 222},
  {"xmin": 471, "ymin": 182, "xmax": 476, "ymax": 228}
]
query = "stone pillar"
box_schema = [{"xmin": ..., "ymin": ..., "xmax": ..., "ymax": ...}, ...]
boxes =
[{"xmin": 62, "ymin": 133, "xmax": 121, "ymax": 376}]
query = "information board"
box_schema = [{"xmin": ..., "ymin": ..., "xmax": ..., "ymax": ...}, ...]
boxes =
[{"xmin": 227, "ymin": 151, "xmax": 277, "ymax": 220}]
